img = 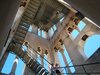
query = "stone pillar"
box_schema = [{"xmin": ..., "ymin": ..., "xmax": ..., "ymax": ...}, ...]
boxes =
[
  {"xmin": 0, "ymin": 52, "xmax": 8, "ymax": 72},
  {"xmin": 32, "ymin": 25, "xmax": 38, "ymax": 35},
  {"xmin": 40, "ymin": 30, "xmax": 42, "ymax": 36},
  {"xmin": 41, "ymin": 54, "xmax": 44, "ymax": 67},
  {"xmin": 60, "ymin": 50, "xmax": 71, "ymax": 73},
  {"xmin": 76, "ymin": 27, "xmax": 80, "ymax": 32},
  {"xmin": 10, "ymin": 56, "xmax": 18, "ymax": 75},
  {"xmin": 46, "ymin": 32, "xmax": 50, "ymax": 40},
  {"xmin": 54, "ymin": 51, "xmax": 60, "ymax": 65},
  {"xmin": 48, "ymin": 44, "xmax": 55, "ymax": 64},
  {"xmin": 23, "ymin": 65, "xmax": 28, "ymax": 75},
  {"xmin": 36, "ymin": 26, "xmax": 38, "ymax": 35}
]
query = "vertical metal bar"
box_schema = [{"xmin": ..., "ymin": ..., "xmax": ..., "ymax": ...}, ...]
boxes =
[{"xmin": 82, "ymin": 65, "xmax": 90, "ymax": 75}]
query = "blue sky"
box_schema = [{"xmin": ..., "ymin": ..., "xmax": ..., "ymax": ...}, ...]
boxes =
[
  {"xmin": 1, "ymin": 21, "xmax": 100, "ymax": 75},
  {"xmin": 84, "ymin": 35, "xmax": 100, "ymax": 57},
  {"xmin": 71, "ymin": 21, "xmax": 86, "ymax": 39}
]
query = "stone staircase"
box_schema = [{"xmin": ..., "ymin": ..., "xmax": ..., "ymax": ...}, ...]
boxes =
[
  {"xmin": 12, "ymin": 0, "xmax": 41, "ymax": 44},
  {"xmin": 7, "ymin": 43, "xmax": 49, "ymax": 75},
  {"xmin": 8, "ymin": 0, "xmax": 49, "ymax": 74},
  {"xmin": 13, "ymin": 22, "xmax": 30, "ymax": 44},
  {"xmin": 22, "ymin": 0, "xmax": 41, "ymax": 23}
]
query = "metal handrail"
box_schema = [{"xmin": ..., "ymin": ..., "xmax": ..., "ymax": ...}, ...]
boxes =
[
  {"xmin": 28, "ymin": 44, "xmax": 52, "ymax": 65},
  {"xmin": 57, "ymin": 62, "xmax": 100, "ymax": 68},
  {"xmin": 56, "ymin": 62, "xmax": 100, "ymax": 75},
  {"xmin": 27, "ymin": 44, "xmax": 52, "ymax": 69}
]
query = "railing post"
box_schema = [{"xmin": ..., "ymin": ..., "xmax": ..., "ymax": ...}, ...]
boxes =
[{"xmin": 82, "ymin": 65, "xmax": 90, "ymax": 75}]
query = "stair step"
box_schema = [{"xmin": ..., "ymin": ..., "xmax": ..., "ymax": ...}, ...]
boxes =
[
  {"xmin": 21, "ymin": 17, "xmax": 32, "ymax": 23},
  {"xmin": 24, "ymin": 12, "xmax": 33, "ymax": 18},
  {"xmin": 26, "ymin": 6, "xmax": 36, "ymax": 14},
  {"xmin": 18, "ymin": 25, "xmax": 28, "ymax": 31},
  {"xmin": 17, "ymin": 28, "xmax": 27, "ymax": 34},
  {"xmin": 21, "ymin": 18, "xmax": 31, "ymax": 24},
  {"xmin": 22, "ymin": 16, "xmax": 32, "ymax": 21},
  {"xmin": 31, "ymin": 0, "xmax": 40, "ymax": 5},
  {"xmin": 19, "ymin": 22, "xmax": 30, "ymax": 28},
  {"xmin": 14, "ymin": 35, "xmax": 24, "ymax": 41},
  {"xmin": 30, "ymin": 0, "xmax": 40, "ymax": 7},
  {"xmin": 28, "ymin": 3, "xmax": 39, "ymax": 10},
  {"xmin": 15, "ymin": 32, "xmax": 26, "ymax": 39},
  {"xmin": 12, "ymin": 38, "xmax": 23, "ymax": 45},
  {"xmin": 25, "ymin": 9, "xmax": 36, "ymax": 16},
  {"xmin": 18, "ymin": 26, "xmax": 28, "ymax": 31},
  {"xmin": 22, "ymin": 15, "xmax": 32, "ymax": 21},
  {"xmin": 24, "ymin": 12, "xmax": 34, "ymax": 19}
]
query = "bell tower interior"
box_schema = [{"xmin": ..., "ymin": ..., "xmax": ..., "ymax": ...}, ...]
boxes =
[{"xmin": 0, "ymin": 0, "xmax": 100, "ymax": 75}]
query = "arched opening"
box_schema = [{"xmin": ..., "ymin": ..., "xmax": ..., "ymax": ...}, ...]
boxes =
[
  {"xmin": 15, "ymin": 58, "xmax": 25, "ymax": 75},
  {"xmin": 1, "ymin": 53, "xmax": 25, "ymax": 75},
  {"xmin": 84, "ymin": 34, "xmax": 100, "ymax": 58},
  {"xmin": 1, "ymin": 53, "xmax": 16, "ymax": 74}
]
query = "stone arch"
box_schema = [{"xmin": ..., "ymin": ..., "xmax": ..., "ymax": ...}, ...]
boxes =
[
  {"xmin": 79, "ymin": 31, "xmax": 94, "ymax": 48},
  {"xmin": 84, "ymin": 34, "xmax": 100, "ymax": 58},
  {"xmin": 77, "ymin": 31, "xmax": 95, "ymax": 59}
]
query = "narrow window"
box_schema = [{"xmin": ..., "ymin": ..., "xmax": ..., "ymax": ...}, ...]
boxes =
[
  {"xmin": 49, "ymin": 28, "xmax": 54, "ymax": 37},
  {"xmin": 78, "ymin": 21, "xmax": 86, "ymax": 31},
  {"xmin": 53, "ymin": 25, "xmax": 57, "ymax": 31},
  {"xmin": 58, "ymin": 51, "xmax": 67, "ymax": 73},
  {"xmin": 42, "ymin": 30, "xmax": 46, "ymax": 38},
  {"xmin": 28, "ymin": 25, "xmax": 32, "ymax": 32},
  {"xmin": 38, "ymin": 29, "xmax": 41, "ymax": 36},
  {"xmin": 71, "ymin": 29, "xmax": 79, "ymax": 39},
  {"xmin": 63, "ymin": 45, "xmax": 75, "ymax": 73}
]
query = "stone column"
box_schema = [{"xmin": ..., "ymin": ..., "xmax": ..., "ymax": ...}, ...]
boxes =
[
  {"xmin": 35, "ymin": 26, "xmax": 38, "ymax": 35},
  {"xmin": 23, "ymin": 65, "xmax": 28, "ymax": 75},
  {"xmin": 41, "ymin": 54, "xmax": 44, "ymax": 67},
  {"xmin": 60, "ymin": 50, "xmax": 71, "ymax": 73},
  {"xmin": 54, "ymin": 51, "xmax": 60, "ymax": 65},
  {"xmin": 10, "ymin": 56, "xmax": 18, "ymax": 75},
  {"xmin": 40, "ymin": 30, "xmax": 42, "ymax": 37}
]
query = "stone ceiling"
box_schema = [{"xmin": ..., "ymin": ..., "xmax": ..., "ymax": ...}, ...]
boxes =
[{"xmin": 33, "ymin": 0, "xmax": 69, "ymax": 32}]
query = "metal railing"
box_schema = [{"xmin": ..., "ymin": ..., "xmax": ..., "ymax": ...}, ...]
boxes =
[
  {"xmin": 8, "ymin": 42, "xmax": 100, "ymax": 75},
  {"xmin": 27, "ymin": 44, "xmax": 52, "ymax": 71},
  {"xmin": 56, "ymin": 62, "xmax": 100, "ymax": 75}
]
